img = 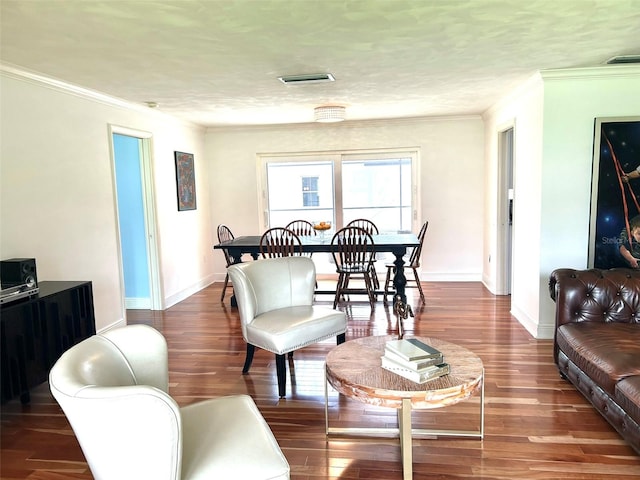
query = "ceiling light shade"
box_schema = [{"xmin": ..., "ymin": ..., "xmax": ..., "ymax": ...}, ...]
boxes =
[{"xmin": 314, "ymin": 106, "xmax": 345, "ymax": 123}]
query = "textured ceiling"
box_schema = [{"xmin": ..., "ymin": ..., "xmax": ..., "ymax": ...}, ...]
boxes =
[{"xmin": 1, "ymin": 0, "xmax": 639, "ymax": 127}]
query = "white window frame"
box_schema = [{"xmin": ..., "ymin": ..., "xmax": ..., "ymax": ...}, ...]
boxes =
[{"xmin": 257, "ymin": 148, "xmax": 421, "ymax": 233}]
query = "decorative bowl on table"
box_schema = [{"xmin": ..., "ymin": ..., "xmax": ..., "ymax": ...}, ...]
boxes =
[
  {"xmin": 313, "ymin": 221, "xmax": 332, "ymax": 240},
  {"xmin": 313, "ymin": 221, "xmax": 332, "ymax": 232}
]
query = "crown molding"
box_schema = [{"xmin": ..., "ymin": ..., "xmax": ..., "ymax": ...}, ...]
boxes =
[
  {"xmin": 1, "ymin": 63, "xmax": 142, "ymax": 109},
  {"xmin": 0, "ymin": 63, "xmax": 202, "ymax": 130},
  {"xmin": 206, "ymin": 113, "xmax": 482, "ymax": 133},
  {"xmin": 540, "ymin": 64, "xmax": 640, "ymax": 80}
]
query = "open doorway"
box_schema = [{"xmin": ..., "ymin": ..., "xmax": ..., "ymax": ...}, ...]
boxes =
[
  {"xmin": 109, "ymin": 125, "xmax": 162, "ymax": 312},
  {"xmin": 498, "ymin": 126, "xmax": 515, "ymax": 295}
]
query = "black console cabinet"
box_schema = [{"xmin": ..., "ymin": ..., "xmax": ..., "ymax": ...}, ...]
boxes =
[{"xmin": 1, "ymin": 281, "xmax": 96, "ymax": 404}]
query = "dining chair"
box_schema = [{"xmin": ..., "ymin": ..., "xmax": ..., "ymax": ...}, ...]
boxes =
[
  {"xmin": 49, "ymin": 324, "xmax": 290, "ymax": 480},
  {"xmin": 285, "ymin": 219, "xmax": 316, "ymax": 237},
  {"xmin": 285, "ymin": 220, "xmax": 316, "ymax": 259},
  {"xmin": 330, "ymin": 226, "xmax": 377, "ymax": 309},
  {"xmin": 384, "ymin": 221, "xmax": 428, "ymax": 305},
  {"xmin": 346, "ymin": 218, "xmax": 379, "ymax": 235},
  {"xmin": 346, "ymin": 218, "xmax": 380, "ymax": 290},
  {"xmin": 217, "ymin": 224, "xmax": 237, "ymax": 301},
  {"xmin": 259, "ymin": 227, "xmax": 302, "ymax": 258},
  {"xmin": 228, "ymin": 256, "xmax": 347, "ymax": 398}
]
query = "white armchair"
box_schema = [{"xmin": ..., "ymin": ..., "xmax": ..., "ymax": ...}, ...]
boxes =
[
  {"xmin": 228, "ymin": 256, "xmax": 347, "ymax": 398},
  {"xmin": 49, "ymin": 324, "xmax": 289, "ymax": 480}
]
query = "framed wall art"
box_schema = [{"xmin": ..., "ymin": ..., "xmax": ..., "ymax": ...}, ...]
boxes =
[
  {"xmin": 588, "ymin": 117, "xmax": 640, "ymax": 269},
  {"xmin": 174, "ymin": 151, "xmax": 197, "ymax": 211}
]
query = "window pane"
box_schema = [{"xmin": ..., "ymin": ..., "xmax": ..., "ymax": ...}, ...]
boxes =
[
  {"xmin": 266, "ymin": 162, "xmax": 334, "ymax": 226},
  {"xmin": 342, "ymin": 157, "xmax": 412, "ymax": 232}
]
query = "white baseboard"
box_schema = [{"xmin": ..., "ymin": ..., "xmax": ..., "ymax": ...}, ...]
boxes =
[
  {"xmin": 125, "ymin": 297, "xmax": 151, "ymax": 309},
  {"xmin": 97, "ymin": 317, "xmax": 126, "ymax": 334},
  {"xmin": 510, "ymin": 304, "xmax": 553, "ymax": 339},
  {"xmin": 420, "ymin": 271, "xmax": 483, "ymax": 282},
  {"xmin": 214, "ymin": 270, "xmax": 483, "ymax": 284},
  {"xmin": 164, "ymin": 275, "xmax": 216, "ymax": 309}
]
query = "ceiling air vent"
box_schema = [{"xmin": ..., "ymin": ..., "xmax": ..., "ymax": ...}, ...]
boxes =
[
  {"xmin": 278, "ymin": 73, "xmax": 336, "ymax": 85},
  {"xmin": 606, "ymin": 55, "xmax": 640, "ymax": 65}
]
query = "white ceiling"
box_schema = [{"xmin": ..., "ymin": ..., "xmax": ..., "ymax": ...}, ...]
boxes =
[{"xmin": 1, "ymin": 0, "xmax": 639, "ymax": 127}]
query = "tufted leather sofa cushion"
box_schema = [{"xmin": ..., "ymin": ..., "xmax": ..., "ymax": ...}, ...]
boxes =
[
  {"xmin": 549, "ymin": 268, "xmax": 640, "ymax": 327},
  {"xmin": 556, "ymin": 322, "xmax": 640, "ymax": 394},
  {"xmin": 550, "ymin": 268, "xmax": 640, "ymax": 363}
]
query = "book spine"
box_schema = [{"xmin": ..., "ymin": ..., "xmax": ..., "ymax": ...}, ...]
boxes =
[
  {"xmin": 420, "ymin": 363, "xmax": 449, "ymax": 381},
  {"xmin": 385, "ymin": 342, "xmax": 442, "ymax": 361},
  {"xmin": 383, "ymin": 349, "xmax": 443, "ymax": 370},
  {"xmin": 405, "ymin": 338, "xmax": 443, "ymax": 357},
  {"xmin": 381, "ymin": 357, "xmax": 450, "ymax": 383}
]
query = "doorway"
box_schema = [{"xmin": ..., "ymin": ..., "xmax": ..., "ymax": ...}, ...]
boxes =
[
  {"xmin": 498, "ymin": 126, "xmax": 515, "ymax": 295},
  {"xmin": 109, "ymin": 126, "xmax": 162, "ymax": 311}
]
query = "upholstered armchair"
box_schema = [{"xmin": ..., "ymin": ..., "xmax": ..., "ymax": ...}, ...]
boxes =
[
  {"xmin": 228, "ymin": 256, "xmax": 347, "ymax": 397},
  {"xmin": 49, "ymin": 324, "xmax": 290, "ymax": 480}
]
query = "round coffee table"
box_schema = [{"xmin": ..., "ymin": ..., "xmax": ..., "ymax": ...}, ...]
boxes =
[{"xmin": 324, "ymin": 335, "xmax": 484, "ymax": 480}]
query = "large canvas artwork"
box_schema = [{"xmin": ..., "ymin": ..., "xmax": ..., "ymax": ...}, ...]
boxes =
[
  {"xmin": 589, "ymin": 117, "xmax": 640, "ymax": 269},
  {"xmin": 174, "ymin": 151, "xmax": 197, "ymax": 211}
]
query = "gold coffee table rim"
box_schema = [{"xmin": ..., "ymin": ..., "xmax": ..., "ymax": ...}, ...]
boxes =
[{"xmin": 325, "ymin": 335, "xmax": 483, "ymax": 410}]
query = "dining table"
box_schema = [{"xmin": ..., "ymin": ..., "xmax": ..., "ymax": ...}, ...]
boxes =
[{"xmin": 214, "ymin": 232, "xmax": 420, "ymax": 307}]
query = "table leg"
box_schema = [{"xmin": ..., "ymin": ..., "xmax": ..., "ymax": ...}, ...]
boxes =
[
  {"xmin": 399, "ymin": 398, "xmax": 413, "ymax": 480},
  {"xmin": 228, "ymin": 252, "xmax": 259, "ymax": 307},
  {"xmin": 392, "ymin": 249, "xmax": 408, "ymax": 305},
  {"xmin": 324, "ymin": 366, "xmax": 329, "ymax": 436}
]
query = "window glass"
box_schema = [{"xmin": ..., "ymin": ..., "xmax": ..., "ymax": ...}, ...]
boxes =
[
  {"xmin": 342, "ymin": 157, "xmax": 412, "ymax": 232},
  {"xmin": 266, "ymin": 162, "xmax": 334, "ymax": 226},
  {"xmin": 262, "ymin": 151, "xmax": 416, "ymax": 233}
]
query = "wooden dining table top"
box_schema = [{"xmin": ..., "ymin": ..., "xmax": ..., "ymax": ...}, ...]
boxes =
[{"xmin": 214, "ymin": 232, "xmax": 419, "ymax": 255}]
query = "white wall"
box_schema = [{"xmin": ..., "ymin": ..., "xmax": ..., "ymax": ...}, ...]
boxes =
[
  {"xmin": 483, "ymin": 74, "xmax": 545, "ymax": 336},
  {"xmin": 0, "ymin": 71, "xmax": 213, "ymax": 332},
  {"xmin": 206, "ymin": 117, "xmax": 485, "ymax": 282},
  {"xmin": 538, "ymin": 65, "xmax": 640, "ymax": 337},
  {"xmin": 483, "ymin": 65, "xmax": 640, "ymax": 339}
]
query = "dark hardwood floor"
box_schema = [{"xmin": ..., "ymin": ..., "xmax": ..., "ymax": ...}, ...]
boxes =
[{"xmin": 2, "ymin": 280, "xmax": 639, "ymax": 479}]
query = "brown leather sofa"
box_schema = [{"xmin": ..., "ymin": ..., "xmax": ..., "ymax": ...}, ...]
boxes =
[{"xmin": 549, "ymin": 268, "xmax": 640, "ymax": 454}]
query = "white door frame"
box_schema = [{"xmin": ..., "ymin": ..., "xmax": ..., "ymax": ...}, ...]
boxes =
[
  {"xmin": 108, "ymin": 124, "xmax": 163, "ymax": 312},
  {"xmin": 497, "ymin": 122, "xmax": 515, "ymax": 295}
]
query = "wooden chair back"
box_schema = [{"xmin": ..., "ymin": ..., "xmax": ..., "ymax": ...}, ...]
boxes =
[{"xmin": 259, "ymin": 227, "xmax": 302, "ymax": 258}]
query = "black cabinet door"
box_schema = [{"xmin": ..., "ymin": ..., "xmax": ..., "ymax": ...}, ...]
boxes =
[{"xmin": 1, "ymin": 281, "xmax": 96, "ymax": 404}]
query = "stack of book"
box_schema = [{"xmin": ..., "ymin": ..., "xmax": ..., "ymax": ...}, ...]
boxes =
[{"xmin": 381, "ymin": 338, "xmax": 450, "ymax": 384}]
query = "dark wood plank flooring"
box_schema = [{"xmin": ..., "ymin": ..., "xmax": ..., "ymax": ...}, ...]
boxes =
[{"xmin": 2, "ymin": 281, "xmax": 639, "ymax": 479}]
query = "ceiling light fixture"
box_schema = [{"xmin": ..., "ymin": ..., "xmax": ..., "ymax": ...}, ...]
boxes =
[{"xmin": 314, "ymin": 106, "xmax": 345, "ymax": 123}]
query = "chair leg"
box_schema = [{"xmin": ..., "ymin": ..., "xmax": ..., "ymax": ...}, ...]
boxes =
[
  {"xmin": 364, "ymin": 273, "xmax": 376, "ymax": 308},
  {"xmin": 242, "ymin": 344, "xmax": 255, "ymax": 374},
  {"xmin": 413, "ymin": 268, "xmax": 425, "ymax": 302},
  {"xmin": 337, "ymin": 333, "xmax": 346, "ymax": 344},
  {"xmin": 275, "ymin": 353, "xmax": 287, "ymax": 398},
  {"xmin": 383, "ymin": 266, "xmax": 393, "ymax": 306},
  {"xmin": 370, "ymin": 265, "xmax": 380, "ymax": 291},
  {"xmin": 220, "ymin": 273, "xmax": 229, "ymax": 301},
  {"xmin": 333, "ymin": 273, "xmax": 345, "ymax": 308}
]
